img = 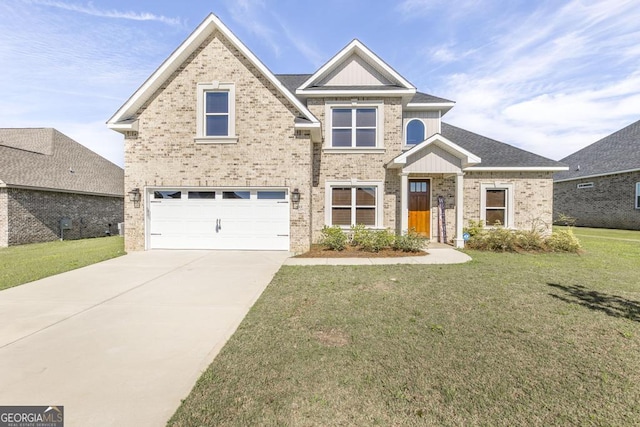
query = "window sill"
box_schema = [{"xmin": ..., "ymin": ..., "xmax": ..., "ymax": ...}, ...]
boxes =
[
  {"xmin": 194, "ymin": 136, "xmax": 238, "ymax": 144},
  {"xmin": 323, "ymin": 147, "xmax": 385, "ymax": 154}
]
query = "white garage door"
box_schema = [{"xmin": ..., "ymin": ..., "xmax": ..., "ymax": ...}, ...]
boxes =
[{"xmin": 148, "ymin": 188, "xmax": 290, "ymax": 250}]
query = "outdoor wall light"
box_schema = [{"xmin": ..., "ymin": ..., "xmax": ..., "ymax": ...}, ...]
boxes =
[
  {"xmin": 291, "ymin": 188, "xmax": 301, "ymax": 203},
  {"xmin": 128, "ymin": 188, "xmax": 141, "ymax": 202}
]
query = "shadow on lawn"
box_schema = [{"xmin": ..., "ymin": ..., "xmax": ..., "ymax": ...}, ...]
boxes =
[{"xmin": 548, "ymin": 283, "xmax": 640, "ymax": 322}]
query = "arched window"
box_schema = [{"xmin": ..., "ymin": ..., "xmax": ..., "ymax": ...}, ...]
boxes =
[{"xmin": 406, "ymin": 119, "xmax": 425, "ymax": 145}]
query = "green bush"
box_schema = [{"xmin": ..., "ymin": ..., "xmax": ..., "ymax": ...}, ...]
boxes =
[
  {"xmin": 349, "ymin": 224, "xmax": 368, "ymax": 247},
  {"xmin": 464, "ymin": 219, "xmax": 485, "ymax": 238},
  {"xmin": 320, "ymin": 226, "xmax": 348, "ymax": 251},
  {"xmin": 546, "ymin": 229, "xmax": 581, "ymax": 253},
  {"xmin": 515, "ymin": 230, "xmax": 546, "ymax": 251},
  {"xmin": 359, "ymin": 229, "xmax": 396, "ymax": 253},
  {"xmin": 393, "ymin": 229, "xmax": 428, "ymax": 252}
]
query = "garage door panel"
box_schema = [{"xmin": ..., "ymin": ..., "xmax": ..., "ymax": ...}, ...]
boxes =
[{"xmin": 148, "ymin": 188, "xmax": 289, "ymax": 250}]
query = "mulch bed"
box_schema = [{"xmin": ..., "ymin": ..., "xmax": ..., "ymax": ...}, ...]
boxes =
[{"xmin": 295, "ymin": 244, "xmax": 428, "ymax": 258}]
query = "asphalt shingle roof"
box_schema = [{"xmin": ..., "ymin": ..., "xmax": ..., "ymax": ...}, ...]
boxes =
[
  {"xmin": 0, "ymin": 128, "xmax": 124, "ymax": 196},
  {"xmin": 441, "ymin": 123, "xmax": 564, "ymax": 168},
  {"xmin": 554, "ymin": 119, "xmax": 640, "ymax": 181}
]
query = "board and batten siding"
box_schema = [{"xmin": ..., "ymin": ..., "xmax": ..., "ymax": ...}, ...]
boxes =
[
  {"xmin": 318, "ymin": 55, "xmax": 392, "ymax": 86},
  {"xmin": 404, "ymin": 145, "xmax": 462, "ymax": 174},
  {"xmin": 403, "ymin": 111, "xmax": 440, "ymax": 143}
]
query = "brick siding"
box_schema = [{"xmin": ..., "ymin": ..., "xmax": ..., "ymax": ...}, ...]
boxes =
[
  {"xmin": 123, "ymin": 31, "xmax": 312, "ymax": 252},
  {"xmin": 554, "ymin": 171, "xmax": 640, "ymax": 230},
  {"xmin": 4, "ymin": 188, "xmax": 123, "ymax": 246}
]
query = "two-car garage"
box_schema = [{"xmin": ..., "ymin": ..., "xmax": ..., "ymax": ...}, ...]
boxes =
[{"xmin": 147, "ymin": 188, "xmax": 290, "ymax": 250}]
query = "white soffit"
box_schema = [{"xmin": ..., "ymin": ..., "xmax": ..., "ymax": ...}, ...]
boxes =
[
  {"xmin": 107, "ymin": 13, "xmax": 319, "ymax": 130},
  {"xmin": 389, "ymin": 134, "xmax": 481, "ymax": 168}
]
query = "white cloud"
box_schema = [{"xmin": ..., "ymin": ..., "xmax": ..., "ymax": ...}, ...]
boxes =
[
  {"xmin": 23, "ymin": 0, "xmax": 184, "ymax": 27},
  {"xmin": 225, "ymin": 0, "xmax": 281, "ymax": 57}
]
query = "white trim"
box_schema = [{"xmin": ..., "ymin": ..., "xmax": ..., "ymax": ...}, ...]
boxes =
[
  {"xmin": 324, "ymin": 180, "xmax": 384, "ymax": 228},
  {"xmin": 298, "ymin": 39, "xmax": 416, "ymax": 91},
  {"xmin": 405, "ymin": 102, "xmax": 455, "ymax": 112},
  {"xmin": 404, "ymin": 118, "xmax": 426, "ymax": 146},
  {"xmin": 107, "ymin": 14, "xmax": 319, "ymax": 132},
  {"xmin": 480, "ymin": 182, "xmax": 515, "ymax": 228},
  {"xmin": 389, "ymin": 133, "xmax": 481, "ymax": 169},
  {"xmin": 297, "ymin": 89, "xmax": 416, "ymax": 97},
  {"xmin": 323, "ymin": 148, "xmax": 386, "ymax": 154},
  {"xmin": 454, "ymin": 173, "xmax": 465, "ymax": 248},
  {"xmin": 466, "ymin": 166, "xmax": 568, "ymax": 172},
  {"xmin": 1, "ymin": 183, "xmax": 122, "ymax": 198},
  {"xmin": 554, "ymin": 167, "xmax": 640, "ymax": 182},
  {"xmin": 195, "ymin": 82, "xmax": 236, "ymax": 142},
  {"xmin": 325, "ymin": 100, "xmax": 384, "ymax": 149}
]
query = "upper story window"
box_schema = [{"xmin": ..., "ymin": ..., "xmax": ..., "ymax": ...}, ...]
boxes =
[
  {"xmin": 325, "ymin": 101, "xmax": 384, "ymax": 150},
  {"xmin": 195, "ymin": 82, "xmax": 237, "ymax": 144},
  {"xmin": 406, "ymin": 119, "xmax": 425, "ymax": 145}
]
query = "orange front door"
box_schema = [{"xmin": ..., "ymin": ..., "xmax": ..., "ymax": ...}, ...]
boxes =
[{"xmin": 408, "ymin": 179, "xmax": 430, "ymax": 237}]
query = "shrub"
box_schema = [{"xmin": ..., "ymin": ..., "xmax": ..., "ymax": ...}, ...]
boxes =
[
  {"xmin": 515, "ymin": 229, "xmax": 546, "ymax": 252},
  {"xmin": 464, "ymin": 219, "xmax": 485, "ymax": 238},
  {"xmin": 546, "ymin": 229, "xmax": 581, "ymax": 253},
  {"xmin": 359, "ymin": 229, "xmax": 396, "ymax": 253},
  {"xmin": 320, "ymin": 226, "xmax": 348, "ymax": 251},
  {"xmin": 393, "ymin": 229, "xmax": 428, "ymax": 252},
  {"xmin": 349, "ymin": 224, "xmax": 368, "ymax": 247}
]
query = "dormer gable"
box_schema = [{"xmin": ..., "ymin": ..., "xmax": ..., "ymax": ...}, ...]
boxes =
[{"xmin": 296, "ymin": 39, "xmax": 416, "ymax": 100}]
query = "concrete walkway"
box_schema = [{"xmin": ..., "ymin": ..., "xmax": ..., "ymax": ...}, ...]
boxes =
[
  {"xmin": 284, "ymin": 247, "xmax": 471, "ymax": 265},
  {"xmin": 0, "ymin": 250, "xmax": 289, "ymax": 427}
]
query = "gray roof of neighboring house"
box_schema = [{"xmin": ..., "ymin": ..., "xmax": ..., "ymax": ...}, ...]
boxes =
[
  {"xmin": 554, "ymin": 119, "xmax": 640, "ymax": 181},
  {"xmin": 441, "ymin": 123, "xmax": 565, "ymax": 168},
  {"xmin": 0, "ymin": 128, "xmax": 124, "ymax": 197},
  {"xmin": 274, "ymin": 74, "xmax": 453, "ymax": 103}
]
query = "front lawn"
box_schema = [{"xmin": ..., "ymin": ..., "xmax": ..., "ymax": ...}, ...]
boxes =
[
  {"xmin": 170, "ymin": 229, "xmax": 640, "ymax": 426},
  {"xmin": 0, "ymin": 236, "xmax": 125, "ymax": 290}
]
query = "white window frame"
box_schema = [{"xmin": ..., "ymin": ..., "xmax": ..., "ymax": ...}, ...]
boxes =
[
  {"xmin": 324, "ymin": 101, "xmax": 384, "ymax": 152},
  {"xmin": 404, "ymin": 118, "xmax": 426, "ymax": 146},
  {"xmin": 636, "ymin": 182, "xmax": 640, "ymax": 209},
  {"xmin": 195, "ymin": 81, "xmax": 237, "ymax": 144},
  {"xmin": 480, "ymin": 182, "xmax": 515, "ymax": 228},
  {"xmin": 325, "ymin": 180, "xmax": 384, "ymax": 228}
]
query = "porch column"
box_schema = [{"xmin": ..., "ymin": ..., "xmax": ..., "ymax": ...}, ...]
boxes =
[
  {"xmin": 400, "ymin": 172, "xmax": 409, "ymax": 233},
  {"xmin": 454, "ymin": 172, "xmax": 465, "ymax": 248}
]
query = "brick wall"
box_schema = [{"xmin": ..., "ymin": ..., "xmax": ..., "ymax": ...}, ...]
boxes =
[
  {"xmin": 0, "ymin": 188, "xmax": 7, "ymax": 247},
  {"xmin": 554, "ymin": 171, "xmax": 640, "ymax": 230},
  {"xmin": 464, "ymin": 171, "xmax": 555, "ymax": 233},
  {"xmin": 307, "ymin": 97, "xmax": 403, "ymax": 242},
  {"xmin": 124, "ymin": 31, "xmax": 313, "ymax": 252},
  {"xmin": 5, "ymin": 188, "xmax": 123, "ymax": 246}
]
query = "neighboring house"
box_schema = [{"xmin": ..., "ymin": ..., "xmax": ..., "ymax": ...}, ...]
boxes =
[
  {"xmin": 107, "ymin": 14, "xmax": 566, "ymax": 253},
  {"xmin": 554, "ymin": 119, "xmax": 640, "ymax": 230},
  {"xmin": 0, "ymin": 128, "xmax": 124, "ymax": 247}
]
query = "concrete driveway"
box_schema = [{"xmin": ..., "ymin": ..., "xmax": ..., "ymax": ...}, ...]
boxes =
[{"xmin": 0, "ymin": 250, "xmax": 289, "ymax": 427}]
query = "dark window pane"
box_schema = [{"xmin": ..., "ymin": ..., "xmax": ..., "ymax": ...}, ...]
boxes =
[
  {"xmin": 154, "ymin": 191, "xmax": 181, "ymax": 199},
  {"xmin": 332, "ymin": 129, "xmax": 352, "ymax": 147},
  {"xmin": 355, "ymin": 208, "xmax": 375, "ymax": 225},
  {"xmin": 355, "ymin": 129, "xmax": 376, "ymax": 147},
  {"xmin": 332, "ymin": 108, "xmax": 352, "ymax": 127},
  {"xmin": 356, "ymin": 187, "xmax": 376, "ymax": 206},
  {"xmin": 332, "ymin": 208, "xmax": 352, "ymax": 225},
  {"xmin": 206, "ymin": 92, "xmax": 228, "ymax": 113},
  {"xmin": 486, "ymin": 189, "xmax": 506, "ymax": 207},
  {"xmin": 206, "ymin": 115, "xmax": 229, "ymax": 136},
  {"xmin": 486, "ymin": 209, "xmax": 505, "ymax": 225},
  {"xmin": 406, "ymin": 120, "xmax": 425, "ymax": 144},
  {"xmin": 332, "ymin": 188, "xmax": 351, "ymax": 205},
  {"xmin": 257, "ymin": 191, "xmax": 286, "ymax": 200},
  {"xmin": 356, "ymin": 108, "xmax": 376, "ymax": 127},
  {"xmin": 188, "ymin": 191, "xmax": 215, "ymax": 199},
  {"xmin": 223, "ymin": 191, "xmax": 250, "ymax": 199}
]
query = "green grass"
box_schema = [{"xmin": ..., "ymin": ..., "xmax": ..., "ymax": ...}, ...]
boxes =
[
  {"xmin": 0, "ymin": 236, "xmax": 125, "ymax": 290},
  {"xmin": 170, "ymin": 228, "xmax": 640, "ymax": 426}
]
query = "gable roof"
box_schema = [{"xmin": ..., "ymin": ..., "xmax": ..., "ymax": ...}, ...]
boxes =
[
  {"xmin": 388, "ymin": 133, "xmax": 481, "ymax": 169},
  {"xmin": 554, "ymin": 119, "xmax": 640, "ymax": 182},
  {"xmin": 0, "ymin": 128, "xmax": 123, "ymax": 197},
  {"xmin": 107, "ymin": 13, "xmax": 319, "ymax": 133},
  {"xmin": 441, "ymin": 123, "xmax": 567, "ymax": 170},
  {"xmin": 296, "ymin": 39, "xmax": 416, "ymax": 98}
]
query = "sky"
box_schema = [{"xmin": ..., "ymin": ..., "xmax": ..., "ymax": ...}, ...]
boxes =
[{"xmin": 1, "ymin": 0, "xmax": 639, "ymax": 168}]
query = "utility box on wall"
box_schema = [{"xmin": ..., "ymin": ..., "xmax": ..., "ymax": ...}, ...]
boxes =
[{"xmin": 60, "ymin": 218, "xmax": 72, "ymax": 230}]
